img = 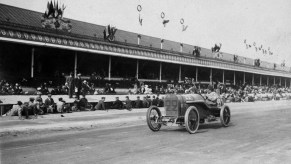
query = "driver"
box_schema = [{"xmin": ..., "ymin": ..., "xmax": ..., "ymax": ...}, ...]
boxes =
[{"xmin": 205, "ymin": 85, "xmax": 219, "ymax": 105}]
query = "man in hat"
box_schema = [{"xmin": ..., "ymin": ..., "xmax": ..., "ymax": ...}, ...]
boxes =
[
  {"xmin": 135, "ymin": 96, "xmax": 143, "ymax": 108},
  {"xmin": 66, "ymin": 72, "xmax": 75, "ymax": 98},
  {"xmin": 111, "ymin": 97, "xmax": 123, "ymax": 109},
  {"xmin": 124, "ymin": 96, "xmax": 132, "ymax": 111},
  {"xmin": 74, "ymin": 73, "xmax": 82, "ymax": 100},
  {"xmin": 45, "ymin": 93, "xmax": 55, "ymax": 113},
  {"xmin": 94, "ymin": 97, "xmax": 106, "ymax": 111}
]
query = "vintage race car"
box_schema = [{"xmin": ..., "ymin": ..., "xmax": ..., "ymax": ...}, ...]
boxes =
[{"xmin": 146, "ymin": 94, "xmax": 231, "ymax": 134}]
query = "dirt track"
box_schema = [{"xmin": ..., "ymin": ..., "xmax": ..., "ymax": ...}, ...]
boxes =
[{"xmin": 1, "ymin": 100, "xmax": 291, "ymax": 164}]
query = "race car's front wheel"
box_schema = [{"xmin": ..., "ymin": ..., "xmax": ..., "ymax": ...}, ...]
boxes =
[
  {"xmin": 146, "ymin": 106, "xmax": 162, "ymax": 132},
  {"xmin": 220, "ymin": 105, "xmax": 231, "ymax": 127},
  {"xmin": 185, "ymin": 106, "xmax": 200, "ymax": 134}
]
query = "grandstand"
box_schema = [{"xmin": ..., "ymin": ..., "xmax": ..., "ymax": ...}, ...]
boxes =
[{"xmin": 0, "ymin": 3, "xmax": 291, "ymax": 88}]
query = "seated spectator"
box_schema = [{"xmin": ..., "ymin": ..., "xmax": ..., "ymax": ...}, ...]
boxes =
[
  {"xmin": 111, "ymin": 97, "xmax": 123, "ymax": 109},
  {"xmin": 44, "ymin": 93, "xmax": 55, "ymax": 113},
  {"xmin": 28, "ymin": 97, "xmax": 37, "ymax": 118},
  {"xmin": 72, "ymin": 98, "xmax": 80, "ymax": 112},
  {"xmin": 79, "ymin": 95, "xmax": 93, "ymax": 111},
  {"xmin": 56, "ymin": 97, "xmax": 71, "ymax": 113},
  {"xmin": 127, "ymin": 88, "xmax": 133, "ymax": 95},
  {"xmin": 152, "ymin": 96, "xmax": 158, "ymax": 106},
  {"xmin": 147, "ymin": 96, "xmax": 152, "ymax": 106},
  {"xmin": 143, "ymin": 96, "xmax": 149, "ymax": 108},
  {"xmin": 14, "ymin": 83, "xmax": 23, "ymax": 95},
  {"xmin": 35, "ymin": 94, "xmax": 45, "ymax": 115},
  {"xmin": 135, "ymin": 96, "xmax": 143, "ymax": 108},
  {"xmin": 124, "ymin": 96, "xmax": 132, "ymax": 111},
  {"xmin": 94, "ymin": 97, "xmax": 106, "ymax": 111}
]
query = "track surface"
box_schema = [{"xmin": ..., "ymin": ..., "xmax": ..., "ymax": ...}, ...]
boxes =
[{"xmin": 1, "ymin": 101, "xmax": 291, "ymax": 164}]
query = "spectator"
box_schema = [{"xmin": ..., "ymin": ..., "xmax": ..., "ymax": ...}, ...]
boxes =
[
  {"xmin": 56, "ymin": 97, "xmax": 71, "ymax": 113},
  {"xmin": 44, "ymin": 93, "xmax": 55, "ymax": 113},
  {"xmin": 28, "ymin": 97, "xmax": 37, "ymax": 118},
  {"xmin": 152, "ymin": 96, "xmax": 158, "ymax": 106},
  {"xmin": 124, "ymin": 96, "xmax": 132, "ymax": 111},
  {"xmin": 79, "ymin": 95, "xmax": 92, "ymax": 111},
  {"xmin": 142, "ymin": 96, "xmax": 149, "ymax": 108},
  {"xmin": 135, "ymin": 96, "xmax": 143, "ymax": 108},
  {"xmin": 112, "ymin": 97, "xmax": 123, "ymax": 109},
  {"xmin": 94, "ymin": 97, "xmax": 106, "ymax": 111},
  {"xmin": 72, "ymin": 97, "xmax": 80, "ymax": 111},
  {"xmin": 66, "ymin": 72, "xmax": 74, "ymax": 98},
  {"xmin": 35, "ymin": 94, "xmax": 45, "ymax": 115},
  {"xmin": 75, "ymin": 73, "xmax": 82, "ymax": 99},
  {"xmin": 5, "ymin": 101, "xmax": 23, "ymax": 119}
]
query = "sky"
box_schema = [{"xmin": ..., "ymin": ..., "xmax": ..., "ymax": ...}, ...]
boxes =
[{"xmin": 1, "ymin": 0, "xmax": 291, "ymax": 66}]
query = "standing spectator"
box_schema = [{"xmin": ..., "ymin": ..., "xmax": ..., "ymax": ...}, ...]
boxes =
[
  {"xmin": 94, "ymin": 97, "xmax": 106, "ymax": 111},
  {"xmin": 66, "ymin": 72, "xmax": 75, "ymax": 98},
  {"xmin": 45, "ymin": 93, "xmax": 55, "ymax": 113},
  {"xmin": 74, "ymin": 73, "xmax": 82, "ymax": 100},
  {"xmin": 124, "ymin": 96, "xmax": 132, "ymax": 111},
  {"xmin": 112, "ymin": 97, "xmax": 123, "ymax": 109},
  {"xmin": 135, "ymin": 96, "xmax": 143, "ymax": 108}
]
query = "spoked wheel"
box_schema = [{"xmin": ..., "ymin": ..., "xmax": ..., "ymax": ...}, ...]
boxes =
[
  {"xmin": 184, "ymin": 106, "xmax": 200, "ymax": 134},
  {"xmin": 220, "ymin": 105, "xmax": 231, "ymax": 127},
  {"xmin": 146, "ymin": 106, "xmax": 162, "ymax": 132}
]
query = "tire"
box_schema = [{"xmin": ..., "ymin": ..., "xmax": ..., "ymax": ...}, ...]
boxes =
[
  {"xmin": 220, "ymin": 105, "xmax": 231, "ymax": 127},
  {"xmin": 184, "ymin": 106, "xmax": 200, "ymax": 134},
  {"xmin": 146, "ymin": 106, "xmax": 162, "ymax": 132}
]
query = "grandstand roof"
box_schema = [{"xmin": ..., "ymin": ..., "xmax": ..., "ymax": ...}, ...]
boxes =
[{"xmin": 0, "ymin": 3, "xmax": 290, "ymax": 76}]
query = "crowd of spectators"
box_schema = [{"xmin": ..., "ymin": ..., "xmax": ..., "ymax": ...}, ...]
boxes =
[{"xmin": 0, "ymin": 80, "xmax": 23, "ymax": 95}]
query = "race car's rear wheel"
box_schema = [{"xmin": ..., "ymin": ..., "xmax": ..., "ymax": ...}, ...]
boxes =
[
  {"xmin": 185, "ymin": 106, "xmax": 200, "ymax": 134},
  {"xmin": 220, "ymin": 105, "xmax": 231, "ymax": 127},
  {"xmin": 146, "ymin": 106, "xmax": 162, "ymax": 132}
]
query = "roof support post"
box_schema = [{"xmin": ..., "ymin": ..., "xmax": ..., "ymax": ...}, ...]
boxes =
[
  {"xmin": 274, "ymin": 76, "xmax": 275, "ymax": 85},
  {"xmin": 252, "ymin": 73, "xmax": 254, "ymax": 85},
  {"xmin": 159, "ymin": 62, "xmax": 162, "ymax": 82},
  {"xmin": 31, "ymin": 48, "xmax": 35, "ymax": 78},
  {"xmin": 260, "ymin": 75, "xmax": 262, "ymax": 86},
  {"xmin": 108, "ymin": 56, "xmax": 111, "ymax": 81},
  {"xmin": 210, "ymin": 68, "xmax": 212, "ymax": 84},
  {"xmin": 285, "ymin": 78, "xmax": 287, "ymax": 88},
  {"xmin": 280, "ymin": 77, "xmax": 282, "ymax": 86},
  {"xmin": 243, "ymin": 72, "xmax": 245, "ymax": 84},
  {"xmin": 136, "ymin": 60, "xmax": 139, "ymax": 79},
  {"xmin": 74, "ymin": 52, "xmax": 77, "ymax": 78},
  {"xmin": 222, "ymin": 70, "xmax": 225, "ymax": 84},
  {"xmin": 179, "ymin": 65, "xmax": 181, "ymax": 82},
  {"xmin": 234, "ymin": 71, "xmax": 236, "ymax": 86},
  {"xmin": 196, "ymin": 67, "xmax": 198, "ymax": 82},
  {"xmin": 267, "ymin": 76, "xmax": 269, "ymax": 86}
]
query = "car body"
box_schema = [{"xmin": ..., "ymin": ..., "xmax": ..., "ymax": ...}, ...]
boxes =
[{"xmin": 146, "ymin": 94, "xmax": 231, "ymax": 134}]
